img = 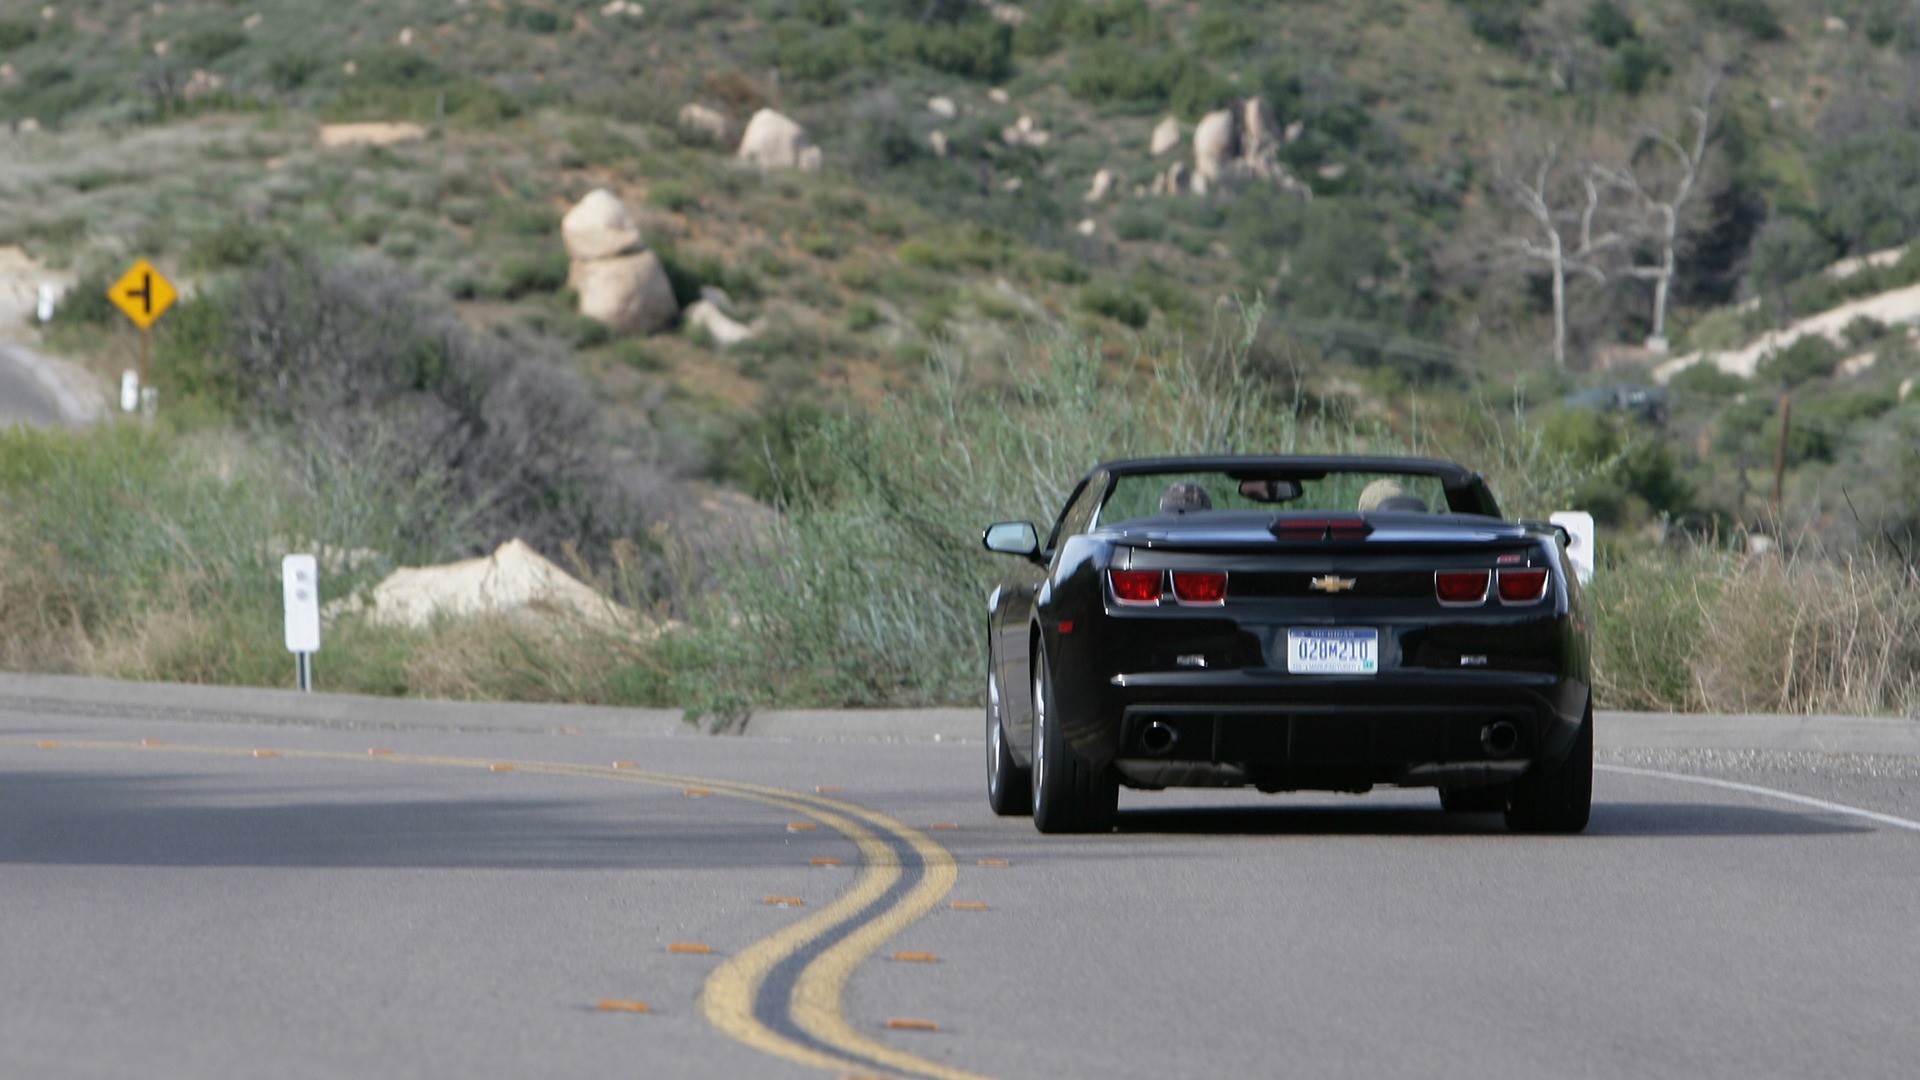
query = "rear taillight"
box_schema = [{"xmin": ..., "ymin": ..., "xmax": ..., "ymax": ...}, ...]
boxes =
[
  {"xmin": 1109, "ymin": 569, "xmax": 1164, "ymax": 605},
  {"xmin": 1497, "ymin": 568, "xmax": 1549, "ymax": 604},
  {"xmin": 1435, "ymin": 570, "xmax": 1490, "ymax": 606},
  {"xmin": 1171, "ymin": 570, "xmax": 1228, "ymax": 605}
]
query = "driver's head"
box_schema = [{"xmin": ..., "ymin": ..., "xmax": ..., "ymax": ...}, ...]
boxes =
[{"xmin": 1159, "ymin": 481, "xmax": 1213, "ymax": 514}]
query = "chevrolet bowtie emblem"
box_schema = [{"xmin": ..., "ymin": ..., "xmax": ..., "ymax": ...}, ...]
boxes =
[{"xmin": 1310, "ymin": 575, "xmax": 1357, "ymax": 594}]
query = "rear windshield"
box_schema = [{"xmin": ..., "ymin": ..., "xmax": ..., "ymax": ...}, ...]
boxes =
[{"xmin": 1095, "ymin": 470, "xmax": 1453, "ymax": 527}]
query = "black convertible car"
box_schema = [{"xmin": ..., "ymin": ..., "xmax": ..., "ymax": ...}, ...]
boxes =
[{"xmin": 981, "ymin": 456, "xmax": 1592, "ymax": 834}]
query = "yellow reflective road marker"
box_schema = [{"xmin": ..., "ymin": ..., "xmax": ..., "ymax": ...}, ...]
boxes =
[
  {"xmin": 885, "ymin": 1018, "xmax": 940, "ymax": 1033},
  {"xmin": 684, "ymin": 787, "xmax": 712, "ymax": 797},
  {"xmin": 787, "ymin": 821, "xmax": 818, "ymax": 832},
  {"xmin": 595, "ymin": 999, "xmax": 651, "ymax": 1013},
  {"xmin": 253, "ymin": 749, "xmax": 278, "ymax": 758},
  {"xmin": 141, "ymin": 738, "xmax": 164, "ymax": 747},
  {"xmin": 815, "ymin": 785, "xmax": 844, "ymax": 794},
  {"xmin": 810, "ymin": 857, "xmax": 843, "ymax": 867},
  {"xmin": 950, "ymin": 901, "xmax": 988, "ymax": 911},
  {"xmin": 667, "ymin": 942, "xmax": 714, "ymax": 955},
  {"xmin": 367, "ymin": 748, "xmax": 394, "ymax": 756},
  {"xmin": 976, "ymin": 858, "xmax": 1010, "ymax": 867},
  {"xmin": 489, "ymin": 763, "xmax": 516, "ymax": 772},
  {"xmin": 890, "ymin": 951, "xmax": 938, "ymax": 964},
  {"xmin": 36, "ymin": 741, "xmax": 58, "ymax": 749},
  {"xmin": 612, "ymin": 761, "xmax": 637, "ymax": 769},
  {"xmin": 764, "ymin": 896, "xmax": 806, "ymax": 908}
]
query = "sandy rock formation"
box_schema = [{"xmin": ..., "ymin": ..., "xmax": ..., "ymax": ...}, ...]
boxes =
[
  {"xmin": 357, "ymin": 539, "xmax": 631, "ymax": 632},
  {"xmin": 684, "ymin": 300, "xmax": 754, "ymax": 347},
  {"xmin": 1151, "ymin": 162, "xmax": 1191, "ymax": 196},
  {"xmin": 928, "ymin": 129, "xmax": 949, "ymax": 157},
  {"xmin": 1001, "ymin": 114, "xmax": 1051, "ymax": 148},
  {"xmin": 319, "ymin": 122, "xmax": 427, "ymax": 148},
  {"xmin": 738, "ymin": 108, "xmax": 821, "ymax": 171},
  {"xmin": 562, "ymin": 187, "xmax": 644, "ymax": 260},
  {"xmin": 677, "ymin": 103, "xmax": 730, "ymax": 144},
  {"xmin": 928, "ymin": 95, "xmax": 957, "ymax": 118},
  {"xmin": 572, "ymin": 252, "xmax": 678, "ymax": 335},
  {"xmin": 1188, "ymin": 98, "xmax": 1310, "ymax": 199},
  {"xmin": 1150, "ymin": 116, "xmax": 1181, "ymax": 157},
  {"xmin": 1084, "ymin": 168, "xmax": 1116, "ymax": 203}
]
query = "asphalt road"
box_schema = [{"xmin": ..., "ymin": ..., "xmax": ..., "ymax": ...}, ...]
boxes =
[
  {"xmin": 0, "ymin": 338, "xmax": 94, "ymax": 428},
  {"xmin": 3, "ymin": 683, "xmax": 1917, "ymax": 1080}
]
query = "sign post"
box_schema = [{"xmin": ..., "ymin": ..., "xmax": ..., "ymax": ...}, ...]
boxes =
[
  {"xmin": 105, "ymin": 258, "xmax": 177, "ymax": 414},
  {"xmin": 281, "ymin": 555, "xmax": 321, "ymax": 693}
]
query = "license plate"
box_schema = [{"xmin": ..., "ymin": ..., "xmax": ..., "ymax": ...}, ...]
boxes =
[{"xmin": 1286, "ymin": 628, "xmax": 1378, "ymax": 675}]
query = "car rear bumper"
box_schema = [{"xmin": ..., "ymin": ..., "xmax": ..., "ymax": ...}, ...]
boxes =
[{"xmin": 1074, "ymin": 670, "xmax": 1587, "ymax": 793}]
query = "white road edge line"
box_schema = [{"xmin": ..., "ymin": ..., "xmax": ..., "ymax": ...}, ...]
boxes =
[{"xmin": 1598, "ymin": 764, "xmax": 1920, "ymax": 833}]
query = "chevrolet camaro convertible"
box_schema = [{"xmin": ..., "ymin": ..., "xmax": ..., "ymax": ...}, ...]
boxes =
[{"xmin": 981, "ymin": 456, "xmax": 1592, "ymax": 834}]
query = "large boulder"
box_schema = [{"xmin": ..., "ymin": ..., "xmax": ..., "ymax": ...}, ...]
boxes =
[
  {"xmin": 1192, "ymin": 109, "xmax": 1237, "ymax": 184},
  {"xmin": 676, "ymin": 102, "xmax": 731, "ymax": 144},
  {"xmin": 359, "ymin": 539, "xmax": 630, "ymax": 632},
  {"xmin": 1084, "ymin": 168, "xmax": 1116, "ymax": 203},
  {"xmin": 684, "ymin": 300, "xmax": 754, "ymax": 347},
  {"xmin": 562, "ymin": 188, "xmax": 644, "ymax": 261},
  {"xmin": 737, "ymin": 108, "xmax": 821, "ymax": 171},
  {"xmin": 571, "ymin": 251, "xmax": 678, "ymax": 334},
  {"xmin": 1150, "ymin": 116, "xmax": 1181, "ymax": 157},
  {"xmin": 1240, "ymin": 98, "xmax": 1281, "ymax": 159}
]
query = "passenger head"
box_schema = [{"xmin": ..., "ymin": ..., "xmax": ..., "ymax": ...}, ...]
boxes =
[
  {"xmin": 1356, "ymin": 478, "xmax": 1406, "ymax": 512},
  {"xmin": 1158, "ymin": 481, "xmax": 1213, "ymax": 514}
]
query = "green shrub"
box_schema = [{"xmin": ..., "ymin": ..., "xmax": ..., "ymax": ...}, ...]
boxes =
[
  {"xmin": 1113, "ymin": 208, "xmax": 1166, "ymax": 242},
  {"xmin": 1078, "ymin": 282, "xmax": 1150, "ymax": 327},
  {"xmin": 504, "ymin": 4, "xmax": 562, "ymax": 33},
  {"xmin": 0, "ymin": 18, "xmax": 37, "ymax": 51},
  {"xmin": 1667, "ymin": 362, "xmax": 1747, "ymax": 396},
  {"xmin": 886, "ymin": 19, "xmax": 1013, "ymax": 81},
  {"xmin": 179, "ymin": 27, "xmax": 248, "ymax": 65},
  {"xmin": 1585, "ymin": 0, "xmax": 1637, "ymax": 46},
  {"xmin": 1453, "ymin": 0, "xmax": 1542, "ymax": 48},
  {"xmin": 1690, "ymin": 0, "xmax": 1784, "ymax": 40},
  {"xmin": 647, "ymin": 181, "xmax": 697, "ymax": 212},
  {"xmin": 1606, "ymin": 40, "xmax": 1669, "ymax": 95},
  {"xmin": 496, "ymin": 253, "xmax": 569, "ymax": 298},
  {"xmin": 1757, "ymin": 335, "xmax": 1841, "ymax": 386}
]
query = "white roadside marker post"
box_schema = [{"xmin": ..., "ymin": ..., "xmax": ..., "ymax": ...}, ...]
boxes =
[{"xmin": 282, "ymin": 554, "xmax": 321, "ymax": 692}]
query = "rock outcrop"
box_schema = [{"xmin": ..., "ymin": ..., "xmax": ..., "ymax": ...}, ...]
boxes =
[
  {"xmin": 571, "ymin": 252, "xmax": 678, "ymax": 335},
  {"xmin": 562, "ymin": 188, "xmax": 644, "ymax": 261},
  {"xmin": 737, "ymin": 108, "xmax": 822, "ymax": 172},
  {"xmin": 676, "ymin": 103, "xmax": 730, "ymax": 144},
  {"xmin": 1001, "ymin": 114, "xmax": 1051, "ymax": 148},
  {"xmin": 684, "ymin": 299, "xmax": 754, "ymax": 347},
  {"xmin": 357, "ymin": 539, "xmax": 632, "ymax": 632},
  {"xmin": 1150, "ymin": 116, "xmax": 1181, "ymax": 157},
  {"xmin": 1187, "ymin": 97, "xmax": 1310, "ymax": 199},
  {"xmin": 1084, "ymin": 168, "xmax": 1116, "ymax": 203}
]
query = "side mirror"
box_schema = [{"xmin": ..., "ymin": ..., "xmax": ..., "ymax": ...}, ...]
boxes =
[
  {"xmin": 982, "ymin": 521, "xmax": 1040, "ymax": 558},
  {"xmin": 1548, "ymin": 511, "xmax": 1595, "ymax": 586}
]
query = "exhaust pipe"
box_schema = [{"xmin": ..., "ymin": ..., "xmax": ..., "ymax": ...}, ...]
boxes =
[
  {"xmin": 1141, "ymin": 721, "xmax": 1179, "ymax": 755},
  {"xmin": 1480, "ymin": 721, "xmax": 1519, "ymax": 757}
]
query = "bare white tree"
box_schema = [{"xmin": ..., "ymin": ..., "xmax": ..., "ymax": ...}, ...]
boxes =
[
  {"xmin": 1592, "ymin": 76, "xmax": 1719, "ymax": 353},
  {"xmin": 1494, "ymin": 142, "xmax": 1624, "ymax": 367}
]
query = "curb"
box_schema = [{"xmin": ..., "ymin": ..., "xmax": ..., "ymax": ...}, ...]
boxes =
[{"xmin": 1, "ymin": 673, "xmax": 1915, "ymax": 756}]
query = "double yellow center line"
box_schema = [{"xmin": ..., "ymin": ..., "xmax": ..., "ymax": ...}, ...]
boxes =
[{"xmin": 4, "ymin": 738, "xmax": 997, "ymax": 1080}]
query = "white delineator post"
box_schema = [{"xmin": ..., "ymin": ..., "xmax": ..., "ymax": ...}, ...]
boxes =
[
  {"xmin": 282, "ymin": 555, "xmax": 321, "ymax": 692},
  {"xmin": 1550, "ymin": 511, "xmax": 1596, "ymax": 586}
]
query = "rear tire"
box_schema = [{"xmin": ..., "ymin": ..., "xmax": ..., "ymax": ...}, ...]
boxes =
[
  {"xmin": 986, "ymin": 675, "xmax": 1031, "ymax": 817},
  {"xmin": 1439, "ymin": 785, "xmax": 1509, "ymax": 813},
  {"xmin": 1504, "ymin": 702, "xmax": 1593, "ymax": 834},
  {"xmin": 1030, "ymin": 647, "xmax": 1117, "ymax": 834}
]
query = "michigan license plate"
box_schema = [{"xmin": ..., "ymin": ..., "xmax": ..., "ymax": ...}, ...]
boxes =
[{"xmin": 1286, "ymin": 628, "xmax": 1378, "ymax": 675}]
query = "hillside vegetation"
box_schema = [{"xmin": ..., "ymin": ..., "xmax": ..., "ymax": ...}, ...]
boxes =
[{"xmin": 2, "ymin": 1, "xmax": 1919, "ymax": 715}]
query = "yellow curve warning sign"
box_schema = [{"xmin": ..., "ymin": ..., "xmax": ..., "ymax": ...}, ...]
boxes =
[{"xmin": 107, "ymin": 259, "xmax": 177, "ymax": 330}]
